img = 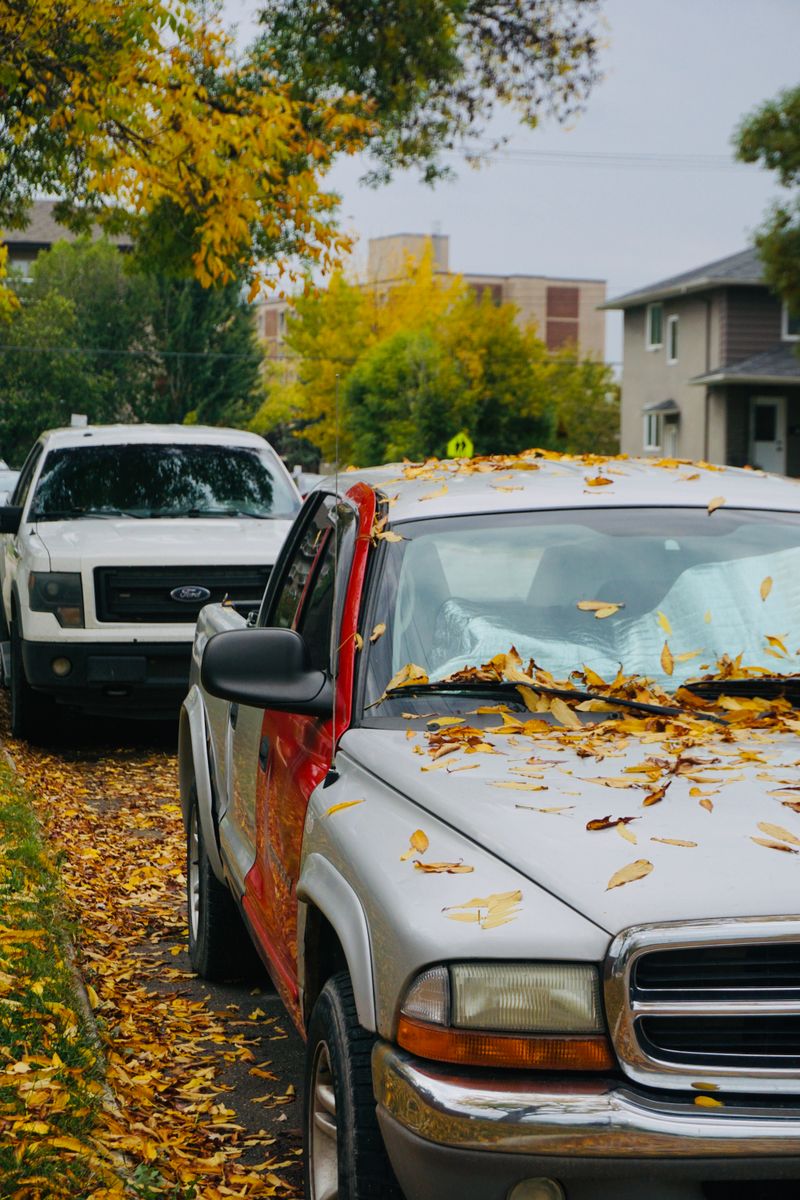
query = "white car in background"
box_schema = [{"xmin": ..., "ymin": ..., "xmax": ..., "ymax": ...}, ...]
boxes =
[{"xmin": 0, "ymin": 424, "xmax": 300, "ymax": 737}]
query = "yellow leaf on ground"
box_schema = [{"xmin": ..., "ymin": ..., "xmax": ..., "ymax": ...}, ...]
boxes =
[{"xmin": 606, "ymin": 859, "xmax": 653, "ymax": 891}]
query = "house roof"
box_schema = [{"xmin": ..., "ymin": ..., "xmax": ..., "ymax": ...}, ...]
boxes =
[
  {"xmin": 691, "ymin": 342, "xmax": 800, "ymax": 387},
  {"xmin": 0, "ymin": 199, "xmax": 132, "ymax": 249},
  {"xmin": 601, "ymin": 247, "xmax": 765, "ymax": 310}
]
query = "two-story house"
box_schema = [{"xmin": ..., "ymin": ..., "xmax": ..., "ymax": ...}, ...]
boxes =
[{"xmin": 604, "ymin": 247, "xmax": 800, "ymax": 475}]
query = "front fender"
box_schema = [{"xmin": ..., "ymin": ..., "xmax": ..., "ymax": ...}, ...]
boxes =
[
  {"xmin": 179, "ymin": 685, "xmax": 225, "ymax": 880},
  {"xmin": 296, "ymin": 854, "xmax": 376, "ymax": 1032}
]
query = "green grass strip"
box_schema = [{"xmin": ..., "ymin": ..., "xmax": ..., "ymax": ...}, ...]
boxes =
[{"xmin": 0, "ymin": 761, "xmax": 124, "ymax": 1198}]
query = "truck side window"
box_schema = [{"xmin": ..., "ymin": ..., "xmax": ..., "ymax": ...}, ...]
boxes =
[
  {"xmin": 269, "ymin": 514, "xmax": 328, "ymax": 630},
  {"xmin": 297, "ymin": 534, "xmax": 335, "ymax": 673},
  {"xmin": 11, "ymin": 444, "xmax": 43, "ymax": 511}
]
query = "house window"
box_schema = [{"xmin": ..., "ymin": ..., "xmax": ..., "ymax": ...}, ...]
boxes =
[
  {"xmin": 646, "ymin": 303, "xmax": 663, "ymax": 349},
  {"xmin": 782, "ymin": 303, "xmax": 800, "ymax": 341},
  {"xmin": 666, "ymin": 314, "xmax": 678, "ymax": 363},
  {"xmin": 643, "ymin": 412, "xmax": 662, "ymax": 451}
]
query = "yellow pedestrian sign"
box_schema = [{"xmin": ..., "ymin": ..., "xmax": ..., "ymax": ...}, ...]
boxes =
[{"xmin": 446, "ymin": 431, "xmax": 474, "ymax": 458}]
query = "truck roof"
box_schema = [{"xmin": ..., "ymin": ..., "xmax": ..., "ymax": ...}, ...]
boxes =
[
  {"xmin": 338, "ymin": 454, "xmax": 800, "ymax": 522},
  {"xmin": 38, "ymin": 424, "xmax": 269, "ymax": 451}
]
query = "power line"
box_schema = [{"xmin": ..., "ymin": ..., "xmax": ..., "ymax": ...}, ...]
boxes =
[{"xmin": 449, "ymin": 145, "xmax": 747, "ymax": 172}]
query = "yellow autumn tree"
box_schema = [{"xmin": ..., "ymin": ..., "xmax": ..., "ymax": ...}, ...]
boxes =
[
  {"xmin": 0, "ymin": 0, "xmax": 370, "ymax": 308},
  {"xmin": 253, "ymin": 247, "xmax": 466, "ymax": 461}
]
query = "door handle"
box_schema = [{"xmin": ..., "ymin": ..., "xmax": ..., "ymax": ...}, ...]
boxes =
[
  {"xmin": 229, "ymin": 702, "xmax": 239, "ymax": 730},
  {"xmin": 258, "ymin": 735, "xmax": 270, "ymax": 772}
]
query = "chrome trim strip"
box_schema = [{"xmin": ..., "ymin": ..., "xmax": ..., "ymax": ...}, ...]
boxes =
[
  {"xmin": 605, "ymin": 916, "xmax": 800, "ymax": 1094},
  {"xmin": 372, "ymin": 1042, "xmax": 800, "ymax": 1157}
]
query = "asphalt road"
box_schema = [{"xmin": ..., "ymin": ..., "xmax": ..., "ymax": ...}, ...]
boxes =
[{"xmin": 11, "ymin": 707, "xmax": 307, "ymax": 1194}]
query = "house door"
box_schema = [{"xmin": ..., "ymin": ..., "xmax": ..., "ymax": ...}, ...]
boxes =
[{"xmin": 750, "ymin": 397, "xmax": 786, "ymax": 474}]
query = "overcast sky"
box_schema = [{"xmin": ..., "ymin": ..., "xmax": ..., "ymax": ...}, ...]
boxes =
[{"xmin": 222, "ymin": 0, "xmax": 800, "ymax": 361}]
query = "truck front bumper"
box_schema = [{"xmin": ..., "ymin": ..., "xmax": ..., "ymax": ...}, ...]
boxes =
[
  {"xmin": 373, "ymin": 1042, "xmax": 800, "ymax": 1200},
  {"xmin": 20, "ymin": 638, "xmax": 191, "ymax": 719}
]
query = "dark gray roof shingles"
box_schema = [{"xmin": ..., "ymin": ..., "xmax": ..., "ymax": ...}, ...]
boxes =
[
  {"xmin": 692, "ymin": 342, "xmax": 800, "ymax": 384},
  {"xmin": 604, "ymin": 247, "xmax": 765, "ymax": 308},
  {"xmin": 1, "ymin": 200, "xmax": 131, "ymax": 248}
]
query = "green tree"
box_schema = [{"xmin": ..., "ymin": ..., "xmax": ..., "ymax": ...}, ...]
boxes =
[
  {"xmin": 254, "ymin": 251, "xmax": 625, "ymax": 466},
  {"xmin": 256, "ymin": 0, "xmax": 602, "ymax": 183},
  {"xmin": 0, "ymin": 239, "xmax": 263, "ymax": 460},
  {"xmin": 736, "ymin": 85, "xmax": 800, "ymax": 327}
]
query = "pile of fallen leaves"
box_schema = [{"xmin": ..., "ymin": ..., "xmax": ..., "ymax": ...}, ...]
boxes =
[
  {"xmin": 1, "ymin": 699, "xmax": 299, "ymax": 1200},
  {"xmin": 0, "ymin": 759, "xmax": 119, "ymax": 1197}
]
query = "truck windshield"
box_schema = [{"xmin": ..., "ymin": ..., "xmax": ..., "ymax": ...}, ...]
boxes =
[
  {"xmin": 363, "ymin": 506, "xmax": 800, "ymax": 705},
  {"xmin": 29, "ymin": 443, "xmax": 300, "ymax": 521}
]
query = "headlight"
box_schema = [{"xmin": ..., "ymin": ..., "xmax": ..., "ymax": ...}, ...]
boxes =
[
  {"xmin": 28, "ymin": 572, "xmax": 84, "ymax": 628},
  {"xmin": 398, "ymin": 963, "xmax": 614, "ymax": 1071}
]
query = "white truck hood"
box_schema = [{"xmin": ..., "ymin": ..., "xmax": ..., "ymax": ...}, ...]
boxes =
[
  {"xmin": 33, "ymin": 516, "xmax": 294, "ymax": 569},
  {"xmin": 342, "ymin": 721, "xmax": 800, "ymax": 935}
]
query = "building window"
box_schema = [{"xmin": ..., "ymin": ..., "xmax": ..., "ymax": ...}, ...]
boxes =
[
  {"xmin": 782, "ymin": 303, "xmax": 800, "ymax": 341},
  {"xmin": 646, "ymin": 303, "xmax": 663, "ymax": 349},
  {"xmin": 666, "ymin": 314, "xmax": 678, "ymax": 363},
  {"xmin": 643, "ymin": 412, "xmax": 662, "ymax": 451}
]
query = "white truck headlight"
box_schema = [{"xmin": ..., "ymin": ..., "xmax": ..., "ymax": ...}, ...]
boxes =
[{"xmin": 399, "ymin": 963, "xmax": 612, "ymax": 1070}]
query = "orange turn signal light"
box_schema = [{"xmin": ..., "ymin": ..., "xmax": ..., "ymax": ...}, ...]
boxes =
[{"xmin": 397, "ymin": 1015, "xmax": 616, "ymax": 1071}]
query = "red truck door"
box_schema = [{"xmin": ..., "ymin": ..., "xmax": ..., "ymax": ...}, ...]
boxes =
[{"xmin": 240, "ymin": 486, "xmax": 374, "ymax": 1022}]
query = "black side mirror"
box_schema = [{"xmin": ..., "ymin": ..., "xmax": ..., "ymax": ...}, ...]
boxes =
[
  {"xmin": 201, "ymin": 627, "xmax": 333, "ymax": 718},
  {"xmin": 0, "ymin": 506, "xmax": 22, "ymax": 535}
]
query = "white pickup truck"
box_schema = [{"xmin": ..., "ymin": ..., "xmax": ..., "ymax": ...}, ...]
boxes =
[
  {"xmin": 0, "ymin": 424, "xmax": 300, "ymax": 737},
  {"xmin": 181, "ymin": 451, "xmax": 800, "ymax": 1200}
]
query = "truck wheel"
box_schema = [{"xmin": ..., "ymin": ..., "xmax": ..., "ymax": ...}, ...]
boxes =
[
  {"xmin": 304, "ymin": 972, "xmax": 402, "ymax": 1200},
  {"xmin": 186, "ymin": 790, "xmax": 256, "ymax": 980},
  {"xmin": 10, "ymin": 623, "xmax": 54, "ymax": 742}
]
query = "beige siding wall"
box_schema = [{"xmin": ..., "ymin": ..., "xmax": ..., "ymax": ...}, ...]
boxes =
[{"xmin": 620, "ymin": 295, "xmax": 719, "ymax": 461}]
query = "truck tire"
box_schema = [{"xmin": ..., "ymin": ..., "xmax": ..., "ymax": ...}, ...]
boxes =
[
  {"xmin": 186, "ymin": 789, "xmax": 256, "ymax": 980},
  {"xmin": 10, "ymin": 623, "xmax": 54, "ymax": 742},
  {"xmin": 304, "ymin": 972, "xmax": 402, "ymax": 1200}
]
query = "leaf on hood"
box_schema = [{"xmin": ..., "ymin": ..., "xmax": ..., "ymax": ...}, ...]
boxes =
[
  {"xmin": 707, "ymin": 496, "xmax": 726, "ymax": 514},
  {"xmin": 642, "ymin": 780, "xmax": 671, "ymax": 807},
  {"xmin": 549, "ymin": 697, "xmax": 582, "ymax": 729},
  {"xmin": 516, "ymin": 804, "xmax": 575, "ymax": 813},
  {"xmin": 657, "ymin": 610, "xmax": 672, "ymax": 635},
  {"xmin": 704, "ymin": 609, "xmax": 712, "ymax": 623},
  {"xmin": 369, "ymin": 623, "xmax": 386, "ymax": 642},
  {"xmin": 660, "ymin": 641, "xmax": 674, "ymax": 676},
  {"xmin": 491, "ymin": 780, "xmax": 548, "ymax": 791},
  {"xmin": 756, "ymin": 820, "xmax": 800, "ymax": 848},
  {"xmin": 586, "ymin": 814, "xmax": 639, "ymax": 831},
  {"xmin": 585, "ymin": 474, "xmax": 614, "ymax": 486},
  {"xmin": 651, "ymin": 837, "xmax": 697, "ymax": 848},
  {"xmin": 617, "ymin": 822, "xmax": 638, "ymax": 844},
  {"xmin": 444, "ymin": 889, "xmax": 522, "ymax": 929},
  {"xmin": 419, "ymin": 482, "xmax": 448, "ymax": 501},
  {"xmin": 699, "ymin": 797, "xmax": 715, "ymax": 812},
  {"xmin": 325, "ymin": 799, "xmax": 365, "ymax": 817},
  {"xmin": 751, "ymin": 836, "xmax": 798, "ymax": 854},
  {"xmin": 760, "ymin": 576, "xmax": 773, "ymax": 601},
  {"xmin": 400, "ymin": 829, "xmax": 429, "ymax": 861},
  {"xmin": 414, "ymin": 860, "xmax": 474, "ymax": 874},
  {"xmin": 781, "ymin": 799, "xmax": 800, "ymax": 814},
  {"xmin": 606, "ymin": 859, "xmax": 653, "ymax": 890}
]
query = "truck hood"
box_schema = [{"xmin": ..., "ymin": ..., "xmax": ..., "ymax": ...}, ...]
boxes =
[
  {"xmin": 33, "ymin": 516, "xmax": 293, "ymax": 569},
  {"xmin": 341, "ymin": 722, "xmax": 800, "ymax": 935}
]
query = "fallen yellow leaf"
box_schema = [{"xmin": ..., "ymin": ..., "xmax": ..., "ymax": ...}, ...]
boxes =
[
  {"xmin": 400, "ymin": 829, "xmax": 429, "ymax": 861},
  {"xmin": 606, "ymin": 859, "xmax": 653, "ymax": 891},
  {"xmin": 707, "ymin": 496, "xmax": 726, "ymax": 514},
  {"xmin": 325, "ymin": 799, "xmax": 365, "ymax": 817},
  {"xmin": 660, "ymin": 641, "xmax": 674, "ymax": 676},
  {"xmin": 760, "ymin": 576, "xmax": 773, "ymax": 601}
]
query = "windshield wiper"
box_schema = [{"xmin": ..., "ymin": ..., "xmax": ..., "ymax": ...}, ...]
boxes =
[
  {"xmin": 163, "ymin": 507, "xmax": 269, "ymax": 519},
  {"xmin": 381, "ymin": 679, "xmax": 726, "ymax": 723},
  {"xmin": 31, "ymin": 507, "xmax": 145, "ymax": 520},
  {"xmin": 683, "ymin": 675, "xmax": 800, "ymax": 700}
]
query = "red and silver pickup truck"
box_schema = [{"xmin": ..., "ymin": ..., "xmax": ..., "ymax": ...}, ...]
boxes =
[{"xmin": 180, "ymin": 452, "xmax": 800, "ymax": 1200}]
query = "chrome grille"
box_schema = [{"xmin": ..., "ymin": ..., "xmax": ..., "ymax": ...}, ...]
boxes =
[{"xmin": 605, "ymin": 918, "xmax": 800, "ymax": 1094}]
